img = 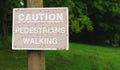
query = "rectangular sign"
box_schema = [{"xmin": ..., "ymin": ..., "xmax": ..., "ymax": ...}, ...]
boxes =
[{"xmin": 12, "ymin": 8, "xmax": 69, "ymax": 50}]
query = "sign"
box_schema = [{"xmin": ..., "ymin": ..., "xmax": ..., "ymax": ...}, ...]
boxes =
[{"xmin": 12, "ymin": 8, "xmax": 69, "ymax": 50}]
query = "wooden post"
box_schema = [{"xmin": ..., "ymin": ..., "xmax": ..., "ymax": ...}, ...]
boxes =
[
  {"xmin": 26, "ymin": 0, "xmax": 45, "ymax": 70},
  {"xmin": 28, "ymin": 51, "xmax": 45, "ymax": 70},
  {"xmin": 26, "ymin": 0, "xmax": 43, "ymax": 8}
]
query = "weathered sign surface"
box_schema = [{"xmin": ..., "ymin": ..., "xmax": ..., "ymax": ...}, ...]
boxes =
[{"xmin": 12, "ymin": 8, "xmax": 69, "ymax": 50}]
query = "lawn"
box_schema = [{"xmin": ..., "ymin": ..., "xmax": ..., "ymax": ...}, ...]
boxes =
[{"xmin": 0, "ymin": 43, "xmax": 120, "ymax": 70}]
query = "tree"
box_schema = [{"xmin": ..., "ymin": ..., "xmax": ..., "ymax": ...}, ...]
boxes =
[
  {"xmin": 88, "ymin": 0, "xmax": 120, "ymax": 46},
  {"xmin": 0, "ymin": 0, "xmax": 21, "ymax": 48}
]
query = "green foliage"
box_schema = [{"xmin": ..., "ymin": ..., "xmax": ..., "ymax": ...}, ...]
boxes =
[
  {"xmin": 50, "ymin": 0, "xmax": 119, "ymax": 46},
  {"xmin": 71, "ymin": 15, "xmax": 93, "ymax": 33},
  {"xmin": 44, "ymin": 0, "xmax": 93, "ymax": 33},
  {"xmin": 89, "ymin": 0, "xmax": 120, "ymax": 45}
]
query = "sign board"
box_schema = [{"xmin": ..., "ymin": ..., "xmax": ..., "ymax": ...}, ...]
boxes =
[{"xmin": 12, "ymin": 8, "xmax": 69, "ymax": 50}]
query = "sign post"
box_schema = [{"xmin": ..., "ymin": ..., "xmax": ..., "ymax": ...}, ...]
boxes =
[
  {"xmin": 27, "ymin": 0, "xmax": 45, "ymax": 70},
  {"xmin": 12, "ymin": 0, "xmax": 68, "ymax": 70}
]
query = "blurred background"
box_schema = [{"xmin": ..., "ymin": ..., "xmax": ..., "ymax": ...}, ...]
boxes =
[{"xmin": 0, "ymin": 0, "xmax": 120, "ymax": 70}]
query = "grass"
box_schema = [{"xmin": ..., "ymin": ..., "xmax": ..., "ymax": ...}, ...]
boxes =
[
  {"xmin": 0, "ymin": 50, "xmax": 27, "ymax": 70},
  {"xmin": 0, "ymin": 43, "xmax": 120, "ymax": 70}
]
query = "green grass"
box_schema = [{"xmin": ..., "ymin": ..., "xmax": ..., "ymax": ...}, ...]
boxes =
[
  {"xmin": 0, "ymin": 50, "xmax": 27, "ymax": 70},
  {"xmin": 0, "ymin": 43, "xmax": 120, "ymax": 70}
]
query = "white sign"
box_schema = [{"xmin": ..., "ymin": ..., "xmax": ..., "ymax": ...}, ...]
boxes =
[{"xmin": 12, "ymin": 8, "xmax": 69, "ymax": 50}]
